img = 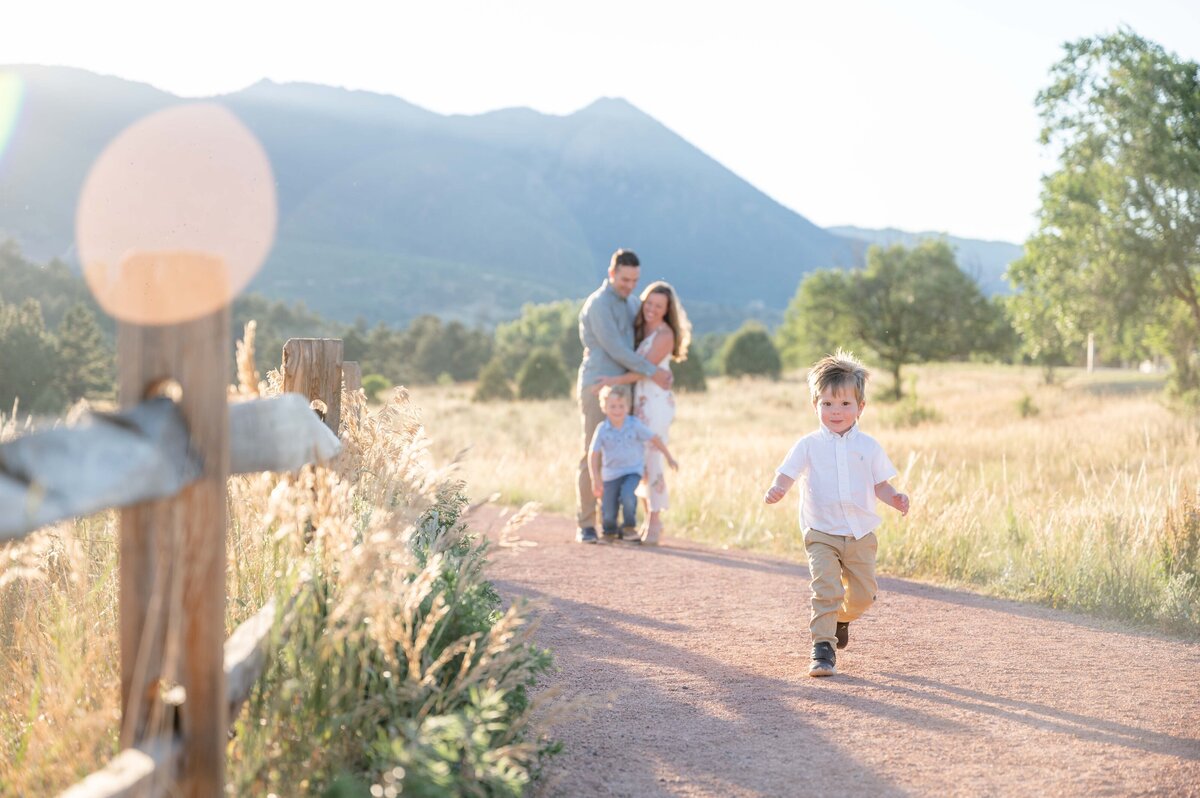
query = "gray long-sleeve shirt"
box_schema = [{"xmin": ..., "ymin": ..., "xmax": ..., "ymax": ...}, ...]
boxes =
[{"xmin": 577, "ymin": 280, "xmax": 658, "ymax": 393}]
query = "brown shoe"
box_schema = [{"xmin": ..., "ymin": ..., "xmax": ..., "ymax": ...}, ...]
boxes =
[{"xmin": 836, "ymin": 622, "xmax": 850, "ymax": 650}]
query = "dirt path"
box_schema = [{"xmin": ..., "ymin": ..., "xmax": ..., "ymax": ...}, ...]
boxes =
[{"xmin": 473, "ymin": 506, "xmax": 1200, "ymax": 797}]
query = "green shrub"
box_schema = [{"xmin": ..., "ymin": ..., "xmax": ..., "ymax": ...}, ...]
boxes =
[
  {"xmin": 883, "ymin": 396, "xmax": 942, "ymax": 428},
  {"xmin": 361, "ymin": 373, "xmax": 391, "ymax": 402},
  {"xmin": 1016, "ymin": 393, "xmax": 1040, "ymax": 418},
  {"xmin": 720, "ymin": 323, "xmax": 782, "ymax": 379},
  {"xmin": 473, "ymin": 357, "xmax": 514, "ymax": 402},
  {"xmin": 230, "ymin": 487, "xmax": 556, "ymax": 796},
  {"xmin": 671, "ymin": 355, "xmax": 707, "ymax": 393},
  {"xmin": 516, "ymin": 348, "xmax": 570, "ymax": 400}
]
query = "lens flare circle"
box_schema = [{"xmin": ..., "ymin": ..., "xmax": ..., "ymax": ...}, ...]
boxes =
[{"xmin": 76, "ymin": 103, "xmax": 276, "ymax": 325}]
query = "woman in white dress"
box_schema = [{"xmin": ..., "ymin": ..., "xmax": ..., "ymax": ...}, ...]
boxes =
[{"xmin": 593, "ymin": 281, "xmax": 691, "ymax": 544}]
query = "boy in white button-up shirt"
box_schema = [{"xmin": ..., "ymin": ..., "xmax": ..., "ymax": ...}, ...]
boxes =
[{"xmin": 764, "ymin": 351, "xmax": 910, "ymax": 677}]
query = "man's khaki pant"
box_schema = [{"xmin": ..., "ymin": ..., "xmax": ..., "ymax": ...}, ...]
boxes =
[
  {"xmin": 575, "ymin": 388, "xmax": 606, "ymax": 530},
  {"xmin": 804, "ymin": 529, "xmax": 878, "ymax": 648}
]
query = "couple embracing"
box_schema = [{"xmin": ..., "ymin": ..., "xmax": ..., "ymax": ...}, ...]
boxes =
[{"xmin": 576, "ymin": 248, "xmax": 691, "ymax": 546}]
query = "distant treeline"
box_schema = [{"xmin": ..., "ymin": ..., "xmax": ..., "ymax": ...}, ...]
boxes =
[
  {"xmin": 0, "ymin": 232, "xmax": 1130, "ymax": 414},
  {"xmin": 0, "ymin": 239, "xmax": 711, "ymax": 411},
  {"xmin": 0, "ymin": 236, "xmax": 1043, "ymax": 413}
]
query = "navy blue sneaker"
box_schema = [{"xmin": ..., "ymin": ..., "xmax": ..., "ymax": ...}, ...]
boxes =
[
  {"xmin": 836, "ymin": 621, "xmax": 850, "ymax": 650},
  {"xmin": 576, "ymin": 527, "xmax": 598, "ymax": 544},
  {"xmin": 809, "ymin": 642, "xmax": 837, "ymax": 677}
]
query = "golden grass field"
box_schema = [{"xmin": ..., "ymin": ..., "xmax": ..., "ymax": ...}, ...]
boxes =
[
  {"xmin": 411, "ymin": 363, "xmax": 1200, "ymax": 635},
  {"xmin": 0, "ymin": 385, "xmax": 551, "ymax": 795},
  {"xmin": 3, "ymin": 360, "xmax": 1198, "ymax": 794}
]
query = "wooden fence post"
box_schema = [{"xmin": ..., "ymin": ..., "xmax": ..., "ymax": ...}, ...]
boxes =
[
  {"xmin": 282, "ymin": 338, "xmax": 344, "ymax": 434},
  {"xmin": 118, "ymin": 305, "xmax": 230, "ymax": 797}
]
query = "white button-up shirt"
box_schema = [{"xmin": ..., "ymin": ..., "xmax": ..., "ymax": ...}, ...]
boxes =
[{"xmin": 776, "ymin": 423, "xmax": 898, "ymax": 539}]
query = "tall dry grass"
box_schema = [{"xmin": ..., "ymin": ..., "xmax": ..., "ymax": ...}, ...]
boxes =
[
  {"xmin": 1, "ymin": 339, "xmax": 554, "ymax": 795},
  {"xmin": 413, "ymin": 364, "xmax": 1200, "ymax": 635}
]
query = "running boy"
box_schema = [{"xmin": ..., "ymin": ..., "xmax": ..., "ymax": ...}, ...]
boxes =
[
  {"xmin": 590, "ymin": 385, "xmax": 678, "ymax": 543},
  {"xmin": 763, "ymin": 351, "xmax": 910, "ymax": 677}
]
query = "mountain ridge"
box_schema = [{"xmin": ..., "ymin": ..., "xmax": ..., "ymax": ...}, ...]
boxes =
[
  {"xmin": 0, "ymin": 66, "xmax": 1014, "ymax": 330},
  {"xmin": 829, "ymin": 225, "xmax": 1021, "ymax": 295}
]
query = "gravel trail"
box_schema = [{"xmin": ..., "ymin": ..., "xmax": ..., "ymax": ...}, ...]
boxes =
[{"xmin": 475, "ymin": 506, "xmax": 1200, "ymax": 797}]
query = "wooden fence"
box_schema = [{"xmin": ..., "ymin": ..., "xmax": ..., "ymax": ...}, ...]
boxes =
[{"xmin": 0, "ymin": 321, "xmax": 349, "ymax": 797}]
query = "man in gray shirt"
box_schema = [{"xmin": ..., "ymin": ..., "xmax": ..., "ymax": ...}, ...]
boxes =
[{"xmin": 575, "ymin": 249, "xmax": 673, "ymax": 543}]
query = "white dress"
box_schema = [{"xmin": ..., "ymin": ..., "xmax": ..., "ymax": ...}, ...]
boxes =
[{"xmin": 634, "ymin": 327, "xmax": 676, "ymax": 512}]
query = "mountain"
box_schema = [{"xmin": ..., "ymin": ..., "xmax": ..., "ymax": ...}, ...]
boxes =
[
  {"xmin": 828, "ymin": 226, "xmax": 1022, "ymax": 296},
  {"xmin": 0, "ymin": 66, "xmax": 858, "ymax": 329}
]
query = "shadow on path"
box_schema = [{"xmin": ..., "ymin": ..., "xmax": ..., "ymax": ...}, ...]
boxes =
[
  {"xmin": 498, "ymin": 582, "xmax": 915, "ymax": 797},
  {"xmin": 877, "ymin": 673, "xmax": 1200, "ymax": 761}
]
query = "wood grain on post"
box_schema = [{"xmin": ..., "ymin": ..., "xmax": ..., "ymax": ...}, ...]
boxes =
[
  {"xmin": 118, "ymin": 305, "xmax": 230, "ymax": 797},
  {"xmin": 282, "ymin": 338, "xmax": 344, "ymax": 434}
]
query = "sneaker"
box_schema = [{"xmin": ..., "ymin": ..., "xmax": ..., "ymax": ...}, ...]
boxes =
[
  {"xmin": 600, "ymin": 528, "xmax": 621, "ymax": 543},
  {"xmin": 809, "ymin": 642, "xmax": 837, "ymax": 677},
  {"xmin": 835, "ymin": 621, "xmax": 850, "ymax": 650},
  {"xmin": 576, "ymin": 527, "xmax": 598, "ymax": 544},
  {"xmin": 620, "ymin": 526, "xmax": 641, "ymax": 544}
]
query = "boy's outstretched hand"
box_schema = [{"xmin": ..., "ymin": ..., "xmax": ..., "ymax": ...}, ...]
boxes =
[
  {"xmin": 892, "ymin": 493, "xmax": 911, "ymax": 516},
  {"xmin": 764, "ymin": 485, "xmax": 788, "ymax": 504}
]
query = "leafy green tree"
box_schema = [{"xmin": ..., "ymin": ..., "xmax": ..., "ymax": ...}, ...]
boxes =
[
  {"xmin": 473, "ymin": 357, "xmax": 514, "ymax": 402},
  {"xmin": 1010, "ymin": 29, "xmax": 1200, "ymax": 399},
  {"xmin": 232, "ymin": 294, "xmax": 343, "ymax": 377},
  {"xmin": 671, "ymin": 354, "xmax": 707, "ymax": 392},
  {"xmin": 361, "ymin": 373, "xmax": 392, "ymax": 402},
  {"xmin": 0, "ymin": 240, "xmax": 99, "ymax": 331},
  {"xmin": 516, "ymin": 348, "xmax": 571, "ymax": 400},
  {"xmin": 494, "ymin": 300, "xmax": 583, "ymax": 375},
  {"xmin": 720, "ymin": 323, "xmax": 782, "ymax": 379},
  {"xmin": 978, "ymin": 296, "xmax": 1020, "ymax": 365},
  {"xmin": 411, "ymin": 319, "xmax": 492, "ymax": 382},
  {"xmin": 0, "ymin": 297, "xmax": 65, "ymax": 413},
  {"xmin": 690, "ymin": 331, "xmax": 728, "ymax": 376},
  {"xmin": 1005, "ymin": 244, "xmax": 1079, "ymax": 384},
  {"xmin": 342, "ymin": 317, "xmax": 370, "ymax": 364},
  {"xmin": 776, "ymin": 241, "xmax": 991, "ymax": 397},
  {"xmin": 362, "ymin": 321, "xmax": 409, "ymax": 384},
  {"xmin": 56, "ymin": 302, "xmax": 114, "ymax": 402},
  {"xmin": 776, "ymin": 269, "xmax": 854, "ymax": 369}
]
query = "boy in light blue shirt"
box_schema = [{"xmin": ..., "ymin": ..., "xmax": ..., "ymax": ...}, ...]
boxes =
[{"xmin": 589, "ymin": 385, "xmax": 678, "ymax": 543}]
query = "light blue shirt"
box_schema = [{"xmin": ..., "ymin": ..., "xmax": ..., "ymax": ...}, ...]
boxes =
[
  {"xmin": 577, "ymin": 280, "xmax": 658, "ymax": 393},
  {"xmin": 590, "ymin": 417, "xmax": 655, "ymax": 481}
]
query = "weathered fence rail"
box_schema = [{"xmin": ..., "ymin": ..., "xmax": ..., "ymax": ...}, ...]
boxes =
[
  {"xmin": 2, "ymin": 332, "xmax": 351, "ymax": 797},
  {"xmin": 0, "ymin": 394, "xmax": 340, "ymax": 541}
]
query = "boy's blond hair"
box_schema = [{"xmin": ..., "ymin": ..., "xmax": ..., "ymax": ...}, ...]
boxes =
[
  {"xmin": 807, "ymin": 350, "xmax": 870, "ymax": 405},
  {"xmin": 599, "ymin": 384, "xmax": 632, "ymax": 406}
]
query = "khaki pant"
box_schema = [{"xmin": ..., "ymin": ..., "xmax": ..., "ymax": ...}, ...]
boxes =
[
  {"xmin": 804, "ymin": 529, "xmax": 878, "ymax": 648},
  {"xmin": 575, "ymin": 388, "xmax": 606, "ymax": 529}
]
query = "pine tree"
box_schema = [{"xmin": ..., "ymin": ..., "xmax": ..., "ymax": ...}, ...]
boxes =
[
  {"xmin": 57, "ymin": 302, "xmax": 114, "ymax": 402},
  {"xmin": 0, "ymin": 297, "xmax": 66, "ymax": 412}
]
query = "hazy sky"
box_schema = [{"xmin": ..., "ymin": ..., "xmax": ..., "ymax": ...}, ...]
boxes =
[{"xmin": 4, "ymin": 1, "xmax": 1199, "ymax": 243}]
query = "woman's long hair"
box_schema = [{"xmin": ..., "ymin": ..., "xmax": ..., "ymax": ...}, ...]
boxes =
[{"xmin": 634, "ymin": 281, "xmax": 691, "ymax": 361}]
